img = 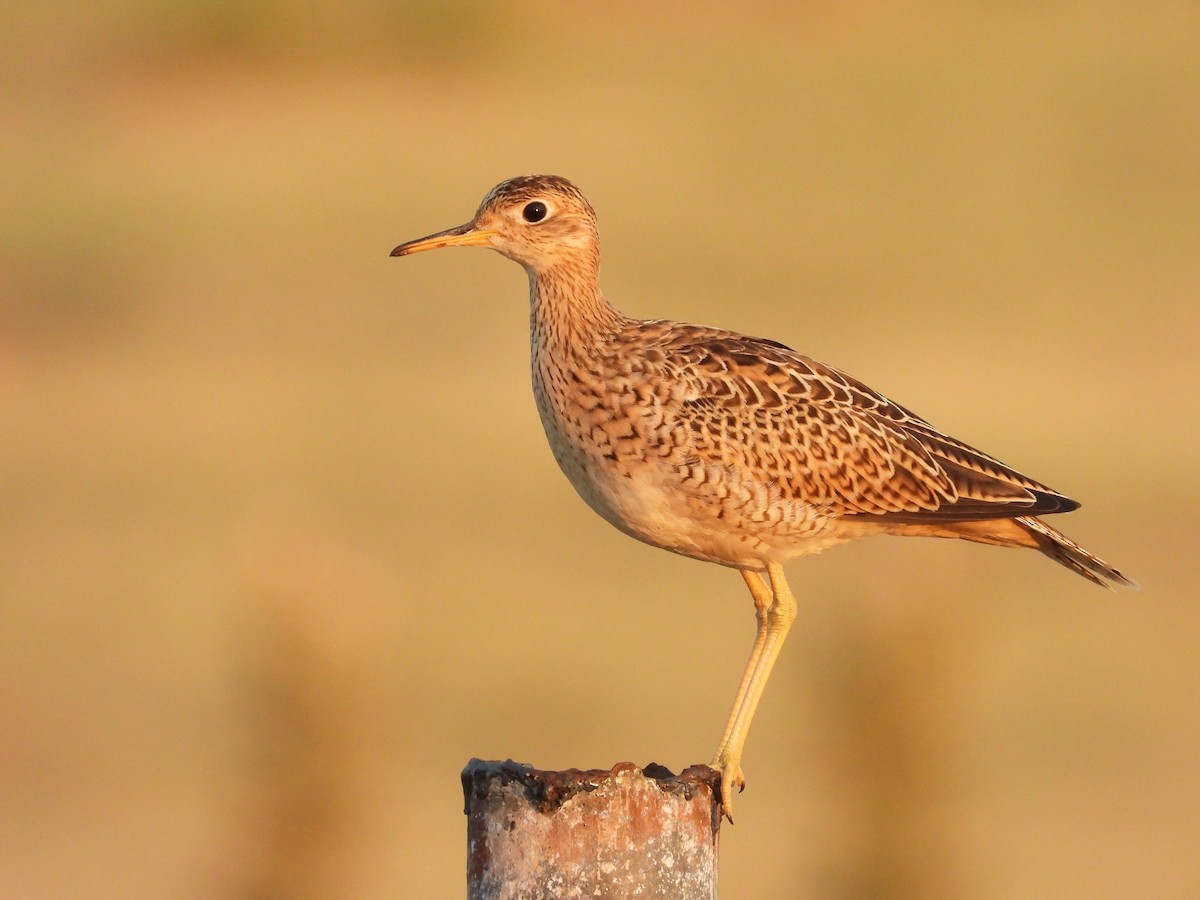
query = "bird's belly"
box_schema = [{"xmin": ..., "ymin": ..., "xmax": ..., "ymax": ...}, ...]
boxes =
[{"xmin": 550, "ymin": 441, "xmax": 846, "ymax": 569}]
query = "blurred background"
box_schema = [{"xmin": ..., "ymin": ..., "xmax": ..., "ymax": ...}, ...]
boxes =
[{"xmin": 2, "ymin": 2, "xmax": 1198, "ymax": 897}]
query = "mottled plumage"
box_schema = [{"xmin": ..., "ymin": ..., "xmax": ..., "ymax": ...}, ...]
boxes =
[{"xmin": 391, "ymin": 174, "xmax": 1134, "ymax": 818}]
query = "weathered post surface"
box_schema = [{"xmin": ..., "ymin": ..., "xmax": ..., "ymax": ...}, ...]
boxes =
[{"xmin": 463, "ymin": 759, "xmax": 722, "ymax": 899}]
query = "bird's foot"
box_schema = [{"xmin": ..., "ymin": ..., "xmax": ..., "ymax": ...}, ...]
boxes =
[{"xmin": 710, "ymin": 751, "xmax": 746, "ymax": 822}]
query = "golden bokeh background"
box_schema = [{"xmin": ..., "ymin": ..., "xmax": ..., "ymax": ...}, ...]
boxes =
[{"xmin": 3, "ymin": 3, "xmax": 1198, "ymax": 897}]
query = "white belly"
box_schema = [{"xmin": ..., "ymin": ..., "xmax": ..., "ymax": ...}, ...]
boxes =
[{"xmin": 544, "ymin": 428, "xmax": 846, "ymax": 570}]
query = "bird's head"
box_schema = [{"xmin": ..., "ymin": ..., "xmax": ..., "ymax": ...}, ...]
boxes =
[{"xmin": 391, "ymin": 175, "xmax": 600, "ymax": 274}]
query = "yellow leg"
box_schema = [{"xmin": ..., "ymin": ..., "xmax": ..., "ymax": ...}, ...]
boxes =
[
  {"xmin": 710, "ymin": 562, "xmax": 798, "ymax": 820},
  {"xmin": 713, "ymin": 570, "xmax": 773, "ymax": 754}
]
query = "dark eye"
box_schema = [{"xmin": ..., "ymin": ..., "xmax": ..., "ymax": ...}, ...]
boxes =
[{"xmin": 522, "ymin": 201, "xmax": 548, "ymax": 223}]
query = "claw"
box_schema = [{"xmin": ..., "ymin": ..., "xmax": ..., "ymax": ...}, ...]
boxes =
[{"xmin": 714, "ymin": 759, "xmax": 746, "ymax": 822}]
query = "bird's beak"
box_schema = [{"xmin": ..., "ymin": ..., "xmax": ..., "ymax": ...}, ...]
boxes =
[{"xmin": 390, "ymin": 222, "xmax": 499, "ymax": 257}]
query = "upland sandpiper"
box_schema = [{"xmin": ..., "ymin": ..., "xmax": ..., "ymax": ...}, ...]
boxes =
[{"xmin": 391, "ymin": 175, "xmax": 1135, "ymax": 818}]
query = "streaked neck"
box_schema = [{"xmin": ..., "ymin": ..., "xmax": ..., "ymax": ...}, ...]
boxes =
[{"xmin": 528, "ymin": 263, "xmax": 627, "ymax": 348}]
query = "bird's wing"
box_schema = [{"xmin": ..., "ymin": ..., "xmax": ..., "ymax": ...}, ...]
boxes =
[{"xmin": 658, "ymin": 333, "xmax": 1077, "ymax": 522}]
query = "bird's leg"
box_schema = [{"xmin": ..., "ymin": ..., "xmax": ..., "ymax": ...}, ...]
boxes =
[
  {"xmin": 710, "ymin": 562, "xmax": 798, "ymax": 820},
  {"xmin": 713, "ymin": 570, "xmax": 773, "ymax": 756}
]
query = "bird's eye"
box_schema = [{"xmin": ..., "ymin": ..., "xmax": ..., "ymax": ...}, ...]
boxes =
[{"xmin": 522, "ymin": 201, "xmax": 548, "ymax": 223}]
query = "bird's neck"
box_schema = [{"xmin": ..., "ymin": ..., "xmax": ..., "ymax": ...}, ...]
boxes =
[{"xmin": 528, "ymin": 264, "xmax": 627, "ymax": 354}]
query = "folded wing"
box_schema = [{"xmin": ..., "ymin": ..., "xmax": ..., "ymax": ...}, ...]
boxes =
[{"xmin": 662, "ymin": 333, "xmax": 1078, "ymax": 523}]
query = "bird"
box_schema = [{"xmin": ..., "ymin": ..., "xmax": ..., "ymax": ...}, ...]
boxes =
[{"xmin": 390, "ymin": 174, "xmax": 1135, "ymax": 819}]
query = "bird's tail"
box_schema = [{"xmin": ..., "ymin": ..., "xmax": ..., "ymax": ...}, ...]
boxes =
[
  {"xmin": 883, "ymin": 515, "xmax": 1137, "ymax": 589},
  {"xmin": 1009, "ymin": 515, "xmax": 1137, "ymax": 589}
]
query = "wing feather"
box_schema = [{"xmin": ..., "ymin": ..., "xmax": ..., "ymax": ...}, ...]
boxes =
[{"xmin": 657, "ymin": 332, "xmax": 1076, "ymax": 522}]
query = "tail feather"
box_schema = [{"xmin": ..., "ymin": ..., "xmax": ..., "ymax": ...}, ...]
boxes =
[
  {"xmin": 1013, "ymin": 516, "xmax": 1138, "ymax": 590},
  {"xmin": 879, "ymin": 515, "xmax": 1137, "ymax": 589}
]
